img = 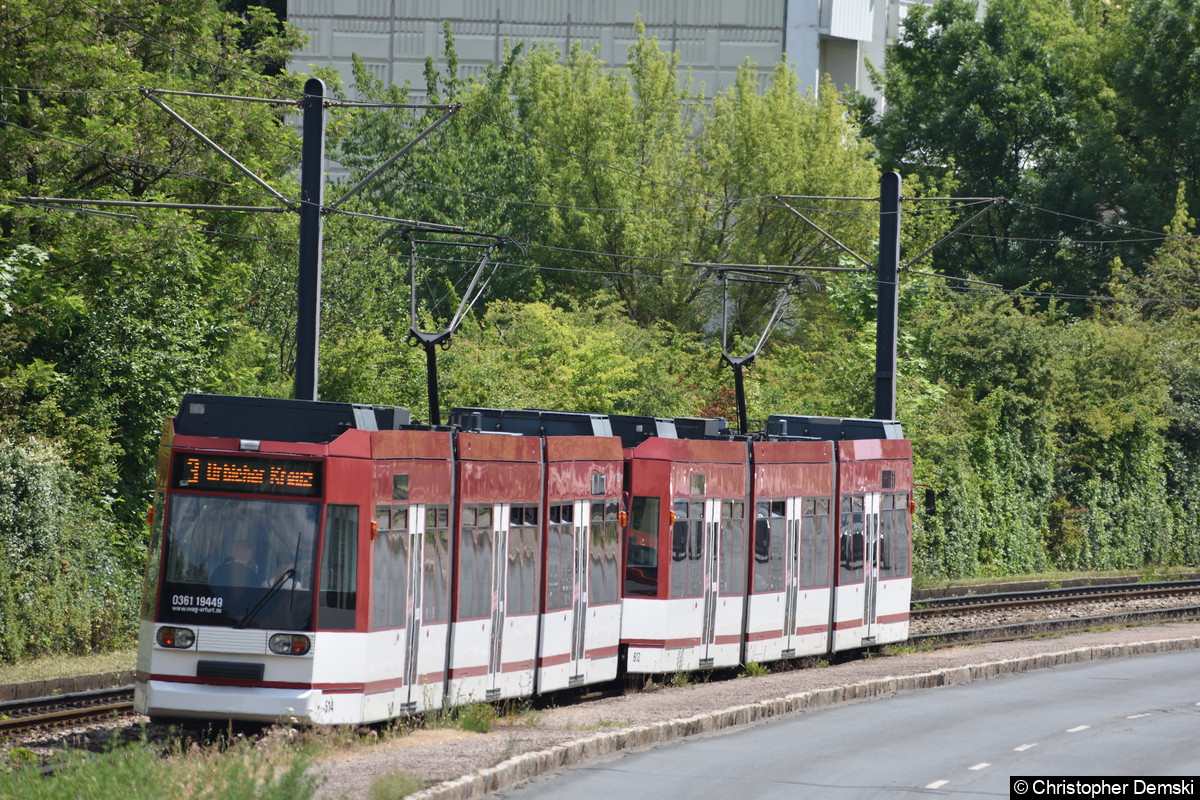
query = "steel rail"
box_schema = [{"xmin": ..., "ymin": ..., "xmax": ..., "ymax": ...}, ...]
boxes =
[
  {"xmin": 909, "ymin": 605, "xmax": 1200, "ymax": 649},
  {"xmin": 912, "ymin": 579, "xmax": 1200, "ymax": 616},
  {"xmin": 0, "ymin": 686, "xmax": 135, "ymax": 735}
]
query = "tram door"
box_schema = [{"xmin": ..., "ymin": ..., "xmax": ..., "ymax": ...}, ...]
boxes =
[
  {"xmin": 487, "ymin": 504, "xmax": 509, "ymax": 698},
  {"xmin": 700, "ymin": 498, "xmax": 721, "ymax": 664},
  {"xmin": 569, "ymin": 499, "xmax": 590, "ymax": 684},
  {"xmin": 401, "ymin": 505, "xmax": 425, "ymax": 712},
  {"xmin": 782, "ymin": 497, "xmax": 802, "ymax": 654},
  {"xmin": 862, "ymin": 492, "xmax": 882, "ymax": 642}
]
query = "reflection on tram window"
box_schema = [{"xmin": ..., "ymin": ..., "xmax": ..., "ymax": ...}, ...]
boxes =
[{"xmin": 625, "ymin": 496, "xmax": 659, "ymax": 597}]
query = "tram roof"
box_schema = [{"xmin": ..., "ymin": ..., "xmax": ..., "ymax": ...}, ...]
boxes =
[
  {"xmin": 174, "ymin": 393, "xmax": 412, "ymax": 444},
  {"xmin": 766, "ymin": 415, "xmax": 904, "ymax": 441},
  {"xmin": 450, "ymin": 407, "xmax": 613, "ymax": 437}
]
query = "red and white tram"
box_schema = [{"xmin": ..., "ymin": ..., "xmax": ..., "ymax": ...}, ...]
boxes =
[{"xmin": 135, "ymin": 395, "xmax": 911, "ymax": 724}]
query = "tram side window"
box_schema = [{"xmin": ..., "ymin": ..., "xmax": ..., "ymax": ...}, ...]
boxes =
[
  {"xmin": 889, "ymin": 493, "xmax": 910, "ymax": 578},
  {"xmin": 141, "ymin": 491, "xmax": 167, "ymax": 620},
  {"xmin": 878, "ymin": 494, "xmax": 895, "ymax": 578},
  {"xmin": 671, "ymin": 500, "xmax": 688, "ymax": 598},
  {"xmin": 839, "ymin": 496, "xmax": 865, "ymax": 584},
  {"xmin": 671, "ymin": 501, "xmax": 704, "ymax": 598},
  {"xmin": 603, "ymin": 499, "xmax": 620, "ymax": 602},
  {"xmin": 753, "ymin": 502, "xmax": 769, "ymax": 592},
  {"xmin": 459, "ymin": 505, "xmax": 493, "ymax": 620},
  {"xmin": 588, "ymin": 500, "xmax": 620, "ymax": 605},
  {"xmin": 719, "ymin": 500, "xmax": 745, "ymax": 596},
  {"xmin": 371, "ymin": 505, "xmax": 409, "ymax": 630},
  {"xmin": 799, "ymin": 498, "xmax": 831, "ymax": 589},
  {"xmin": 799, "ymin": 499, "xmax": 817, "ymax": 588},
  {"xmin": 507, "ymin": 504, "xmax": 539, "ymax": 615},
  {"xmin": 423, "ymin": 505, "xmax": 450, "ymax": 623},
  {"xmin": 546, "ymin": 503, "xmax": 573, "ymax": 611},
  {"xmin": 625, "ymin": 496, "xmax": 659, "ymax": 597},
  {"xmin": 687, "ymin": 500, "xmax": 704, "ymax": 597},
  {"xmin": 319, "ymin": 505, "xmax": 359, "ymax": 629},
  {"xmin": 754, "ymin": 501, "xmax": 786, "ymax": 592},
  {"xmin": 588, "ymin": 502, "xmax": 603, "ymax": 605}
]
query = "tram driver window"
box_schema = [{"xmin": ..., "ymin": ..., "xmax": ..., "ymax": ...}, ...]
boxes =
[{"xmin": 625, "ymin": 496, "xmax": 659, "ymax": 597}]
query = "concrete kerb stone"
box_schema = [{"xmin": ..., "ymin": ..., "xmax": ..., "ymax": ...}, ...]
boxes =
[{"xmin": 407, "ymin": 635, "xmax": 1200, "ymax": 800}]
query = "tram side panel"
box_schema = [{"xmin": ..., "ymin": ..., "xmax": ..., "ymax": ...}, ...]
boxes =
[
  {"xmin": 306, "ymin": 447, "xmax": 376, "ymax": 724},
  {"xmin": 830, "ymin": 438, "xmax": 914, "ymax": 652},
  {"xmin": 621, "ymin": 438, "xmax": 749, "ymax": 674},
  {"xmin": 362, "ymin": 429, "xmax": 455, "ymax": 720},
  {"xmin": 746, "ymin": 440, "xmax": 836, "ymax": 665},
  {"xmin": 448, "ymin": 432, "xmax": 543, "ymax": 703},
  {"xmin": 537, "ymin": 436, "xmax": 624, "ymax": 693}
]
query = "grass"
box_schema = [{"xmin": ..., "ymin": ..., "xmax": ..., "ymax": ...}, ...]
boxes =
[
  {"xmin": 458, "ymin": 702, "xmax": 496, "ymax": 733},
  {"xmin": 0, "ymin": 735, "xmax": 318, "ymax": 800},
  {"xmin": 368, "ymin": 772, "xmax": 426, "ymax": 800},
  {"xmin": 423, "ymin": 699, "xmax": 497, "ymax": 733},
  {"xmin": 912, "ymin": 567, "xmax": 1198, "ymax": 593},
  {"xmin": 580, "ymin": 719, "xmax": 623, "ymax": 730},
  {"xmin": 668, "ymin": 668, "xmax": 692, "ymax": 688},
  {"xmin": 737, "ymin": 661, "xmax": 770, "ymax": 678},
  {"xmin": 0, "ymin": 646, "xmax": 137, "ymax": 686},
  {"xmin": 881, "ymin": 639, "xmax": 936, "ymax": 657}
]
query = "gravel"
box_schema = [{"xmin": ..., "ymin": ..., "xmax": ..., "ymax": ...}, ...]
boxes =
[{"xmin": 908, "ymin": 593, "xmax": 1200, "ymax": 634}]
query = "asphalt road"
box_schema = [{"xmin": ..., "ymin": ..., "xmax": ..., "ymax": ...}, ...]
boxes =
[{"xmin": 493, "ymin": 647, "xmax": 1200, "ymax": 799}]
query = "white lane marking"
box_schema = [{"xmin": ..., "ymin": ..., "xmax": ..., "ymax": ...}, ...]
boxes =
[
  {"xmin": 1127, "ymin": 713, "xmax": 1152, "ymax": 719},
  {"xmin": 925, "ymin": 780, "xmax": 949, "ymax": 790},
  {"xmin": 1014, "ymin": 743, "xmax": 1038, "ymax": 752},
  {"xmin": 969, "ymin": 763, "xmax": 991, "ymax": 771},
  {"xmin": 1067, "ymin": 725, "xmax": 1090, "ymax": 733}
]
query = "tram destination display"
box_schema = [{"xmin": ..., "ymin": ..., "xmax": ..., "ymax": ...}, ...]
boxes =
[{"xmin": 172, "ymin": 453, "xmax": 322, "ymax": 497}]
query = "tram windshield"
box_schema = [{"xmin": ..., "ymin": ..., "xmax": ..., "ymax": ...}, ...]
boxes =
[{"xmin": 158, "ymin": 495, "xmax": 320, "ymax": 630}]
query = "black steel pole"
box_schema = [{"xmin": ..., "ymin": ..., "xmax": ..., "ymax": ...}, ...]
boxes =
[
  {"xmin": 733, "ymin": 362, "xmax": 748, "ymax": 435},
  {"xmin": 874, "ymin": 171, "xmax": 901, "ymax": 421},
  {"xmin": 425, "ymin": 341, "xmax": 441, "ymax": 426},
  {"xmin": 294, "ymin": 77, "xmax": 326, "ymax": 401}
]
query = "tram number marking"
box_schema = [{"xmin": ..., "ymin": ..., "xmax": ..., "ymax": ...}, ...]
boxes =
[
  {"xmin": 631, "ymin": 651, "xmax": 640, "ymax": 663},
  {"xmin": 171, "ymin": 594, "xmax": 224, "ymax": 613},
  {"xmin": 320, "ymin": 698, "xmax": 335, "ymax": 715}
]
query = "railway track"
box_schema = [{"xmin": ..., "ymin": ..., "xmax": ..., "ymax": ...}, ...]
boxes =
[
  {"xmin": 912, "ymin": 578, "xmax": 1200, "ymax": 615},
  {"xmin": 909, "ymin": 579, "xmax": 1200, "ymax": 648},
  {"xmin": 0, "ymin": 686, "xmax": 135, "ymax": 736}
]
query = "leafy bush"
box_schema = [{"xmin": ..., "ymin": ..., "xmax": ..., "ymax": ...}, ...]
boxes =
[{"xmin": 0, "ymin": 436, "xmax": 137, "ymax": 662}]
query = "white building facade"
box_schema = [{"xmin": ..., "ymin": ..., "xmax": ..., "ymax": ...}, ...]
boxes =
[{"xmin": 286, "ymin": 1, "xmax": 951, "ymax": 102}]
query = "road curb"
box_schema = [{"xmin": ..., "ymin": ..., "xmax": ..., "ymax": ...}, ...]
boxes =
[{"xmin": 409, "ymin": 635, "xmax": 1200, "ymax": 800}]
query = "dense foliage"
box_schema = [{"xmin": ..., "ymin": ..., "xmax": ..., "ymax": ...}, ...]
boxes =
[{"xmin": 1, "ymin": 1, "xmax": 1199, "ymax": 661}]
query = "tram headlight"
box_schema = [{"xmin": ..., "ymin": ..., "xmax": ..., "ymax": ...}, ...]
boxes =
[
  {"xmin": 156, "ymin": 626, "xmax": 195, "ymax": 649},
  {"xmin": 268, "ymin": 633, "xmax": 311, "ymax": 656}
]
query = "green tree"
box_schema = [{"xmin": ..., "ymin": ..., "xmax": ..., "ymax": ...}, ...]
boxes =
[
  {"xmin": 443, "ymin": 298, "xmax": 719, "ymax": 417},
  {"xmin": 1110, "ymin": 0, "xmax": 1200, "ymax": 245},
  {"xmin": 511, "ymin": 28, "xmax": 712, "ymax": 327},
  {"xmin": 870, "ymin": 0, "xmax": 1118, "ymax": 294},
  {"xmin": 1126, "ymin": 188, "xmax": 1200, "ymax": 565},
  {"xmin": 1, "ymin": 0, "xmax": 305, "ymax": 600},
  {"xmin": 699, "ymin": 66, "xmax": 878, "ymax": 337}
]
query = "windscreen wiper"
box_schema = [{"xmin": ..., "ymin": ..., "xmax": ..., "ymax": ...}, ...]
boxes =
[{"xmin": 234, "ymin": 568, "xmax": 295, "ymax": 630}]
